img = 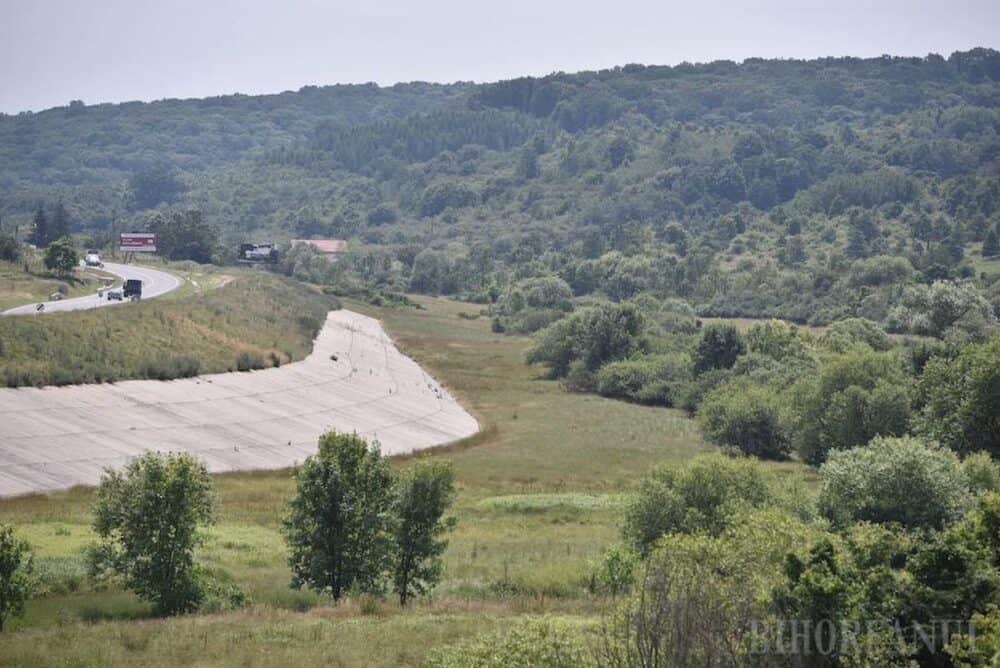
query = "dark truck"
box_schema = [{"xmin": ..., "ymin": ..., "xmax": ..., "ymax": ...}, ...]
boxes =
[{"xmin": 123, "ymin": 279, "xmax": 143, "ymax": 301}]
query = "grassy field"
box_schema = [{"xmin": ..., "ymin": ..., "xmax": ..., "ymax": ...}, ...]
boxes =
[
  {"xmin": 0, "ymin": 294, "xmax": 813, "ymax": 665},
  {"xmin": 0, "ymin": 270, "xmax": 336, "ymax": 386}
]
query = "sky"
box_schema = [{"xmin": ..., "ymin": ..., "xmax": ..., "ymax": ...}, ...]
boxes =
[{"xmin": 1, "ymin": 0, "xmax": 998, "ymax": 114}]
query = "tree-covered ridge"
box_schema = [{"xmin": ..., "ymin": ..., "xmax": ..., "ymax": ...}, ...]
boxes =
[{"xmin": 2, "ymin": 49, "xmax": 999, "ymax": 328}]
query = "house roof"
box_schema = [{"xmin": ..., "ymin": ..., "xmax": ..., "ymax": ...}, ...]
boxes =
[{"xmin": 290, "ymin": 239, "xmax": 348, "ymax": 254}]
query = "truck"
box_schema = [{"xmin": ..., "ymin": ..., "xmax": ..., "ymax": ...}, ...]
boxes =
[{"xmin": 123, "ymin": 279, "xmax": 142, "ymax": 301}]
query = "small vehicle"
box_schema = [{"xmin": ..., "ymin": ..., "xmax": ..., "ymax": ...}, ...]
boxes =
[
  {"xmin": 123, "ymin": 279, "xmax": 142, "ymax": 301},
  {"xmin": 49, "ymin": 292, "xmax": 63, "ymax": 301},
  {"xmin": 84, "ymin": 250, "xmax": 104, "ymax": 268},
  {"xmin": 106, "ymin": 289, "xmax": 123, "ymax": 301}
]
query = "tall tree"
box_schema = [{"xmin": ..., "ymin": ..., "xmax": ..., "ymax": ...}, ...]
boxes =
[
  {"xmin": 29, "ymin": 205, "xmax": 48, "ymax": 248},
  {"xmin": 43, "ymin": 237, "xmax": 78, "ymax": 276},
  {"xmin": 984, "ymin": 227, "xmax": 1000, "ymax": 258},
  {"xmin": 88, "ymin": 452, "xmax": 215, "ymax": 615},
  {"xmin": 49, "ymin": 201, "xmax": 70, "ymax": 241},
  {"xmin": 283, "ymin": 432, "xmax": 394, "ymax": 601},
  {"xmin": 392, "ymin": 462, "xmax": 456, "ymax": 606}
]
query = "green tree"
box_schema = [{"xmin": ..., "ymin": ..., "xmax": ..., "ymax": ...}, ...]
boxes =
[
  {"xmin": 146, "ymin": 209, "xmax": 217, "ymax": 263},
  {"xmin": 0, "ymin": 233, "xmax": 19, "ymax": 262},
  {"xmin": 0, "ymin": 524, "xmax": 34, "ymax": 632},
  {"xmin": 693, "ymin": 324, "xmax": 746, "ymax": 374},
  {"xmin": 283, "ymin": 431, "xmax": 394, "ymax": 601},
  {"xmin": 43, "ymin": 237, "xmax": 78, "ymax": 276},
  {"xmin": 392, "ymin": 461, "xmax": 456, "ymax": 606},
  {"xmin": 622, "ymin": 453, "xmax": 774, "ymax": 554},
  {"xmin": 916, "ymin": 337, "xmax": 1000, "ymax": 457},
  {"xmin": 49, "ymin": 201, "xmax": 70, "ymax": 241},
  {"xmin": 29, "ymin": 205, "xmax": 48, "ymax": 248},
  {"xmin": 88, "ymin": 452, "xmax": 215, "ymax": 615},
  {"xmin": 981, "ymin": 228, "xmax": 1000, "ymax": 258},
  {"xmin": 818, "ymin": 436, "xmax": 973, "ymax": 529},
  {"xmin": 527, "ymin": 302, "xmax": 646, "ymax": 378},
  {"xmin": 699, "ymin": 381, "xmax": 792, "ymax": 460},
  {"xmin": 796, "ymin": 349, "xmax": 912, "ymax": 465}
]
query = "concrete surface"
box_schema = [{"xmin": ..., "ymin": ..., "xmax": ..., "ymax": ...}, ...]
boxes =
[
  {"xmin": 0, "ymin": 310, "xmax": 479, "ymax": 497},
  {"xmin": 2, "ymin": 262, "xmax": 182, "ymax": 316}
]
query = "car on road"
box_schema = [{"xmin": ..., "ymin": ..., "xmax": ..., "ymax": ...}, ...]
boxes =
[
  {"xmin": 84, "ymin": 249, "xmax": 104, "ymax": 267},
  {"xmin": 106, "ymin": 289, "xmax": 123, "ymax": 301}
]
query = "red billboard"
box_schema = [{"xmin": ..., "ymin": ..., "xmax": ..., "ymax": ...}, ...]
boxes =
[{"xmin": 119, "ymin": 232, "xmax": 157, "ymax": 253}]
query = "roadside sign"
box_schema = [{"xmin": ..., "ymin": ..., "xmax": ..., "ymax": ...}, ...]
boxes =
[{"xmin": 119, "ymin": 232, "xmax": 157, "ymax": 253}]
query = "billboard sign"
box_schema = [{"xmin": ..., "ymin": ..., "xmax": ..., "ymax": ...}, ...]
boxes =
[{"xmin": 119, "ymin": 232, "xmax": 157, "ymax": 253}]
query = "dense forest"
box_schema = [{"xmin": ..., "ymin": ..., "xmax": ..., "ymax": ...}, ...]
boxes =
[{"xmin": 2, "ymin": 49, "xmax": 999, "ymax": 331}]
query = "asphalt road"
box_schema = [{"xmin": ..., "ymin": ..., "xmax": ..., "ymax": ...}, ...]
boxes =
[{"xmin": 1, "ymin": 262, "xmax": 182, "ymax": 316}]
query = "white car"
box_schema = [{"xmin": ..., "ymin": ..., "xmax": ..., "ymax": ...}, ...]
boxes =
[{"xmin": 84, "ymin": 250, "xmax": 103, "ymax": 267}]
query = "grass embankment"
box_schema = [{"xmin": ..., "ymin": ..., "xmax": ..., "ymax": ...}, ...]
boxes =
[
  {"xmin": 0, "ymin": 271, "xmax": 337, "ymax": 387},
  {"xmin": 0, "ymin": 295, "xmax": 812, "ymax": 665},
  {"xmin": 0, "ymin": 257, "xmax": 116, "ymax": 310}
]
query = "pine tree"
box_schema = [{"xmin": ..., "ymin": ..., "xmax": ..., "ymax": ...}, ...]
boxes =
[
  {"xmin": 49, "ymin": 201, "xmax": 70, "ymax": 241},
  {"xmin": 984, "ymin": 228, "xmax": 1000, "ymax": 258},
  {"xmin": 30, "ymin": 205, "xmax": 48, "ymax": 248}
]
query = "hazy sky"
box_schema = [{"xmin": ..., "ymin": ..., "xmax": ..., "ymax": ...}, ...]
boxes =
[{"xmin": 2, "ymin": 0, "xmax": 998, "ymax": 114}]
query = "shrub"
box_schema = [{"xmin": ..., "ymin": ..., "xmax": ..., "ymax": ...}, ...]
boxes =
[
  {"xmin": 589, "ymin": 544, "xmax": 638, "ymax": 597},
  {"xmin": 141, "ymin": 355, "xmax": 201, "ymax": 380},
  {"xmin": 235, "ymin": 350, "xmax": 265, "ymax": 372},
  {"xmin": 595, "ymin": 353, "xmax": 691, "ymax": 406},
  {"xmin": 818, "ymin": 436, "xmax": 974, "ymax": 529},
  {"xmin": 916, "ymin": 336, "xmax": 1000, "ymax": 458},
  {"xmin": 0, "ymin": 524, "xmax": 35, "ymax": 632},
  {"xmin": 622, "ymin": 454, "xmax": 775, "ymax": 554},
  {"xmin": 698, "ymin": 381, "xmax": 792, "ymax": 459},
  {"xmin": 796, "ymin": 348, "xmax": 913, "ymax": 465},
  {"xmin": 426, "ymin": 618, "xmax": 591, "ymax": 668},
  {"xmin": 693, "ymin": 324, "xmax": 745, "ymax": 374},
  {"xmin": 962, "ymin": 452, "xmax": 1000, "ymax": 495},
  {"xmin": 819, "ymin": 318, "xmax": 893, "ymax": 352},
  {"xmin": 0, "ymin": 233, "xmax": 20, "ymax": 262}
]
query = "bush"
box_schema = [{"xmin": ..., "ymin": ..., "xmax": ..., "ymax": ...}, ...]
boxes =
[
  {"xmin": 0, "ymin": 233, "xmax": 20, "ymax": 261},
  {"xmin": 622, "ymin": 454, "xmax": 775, "ymax": 554},
  {"xmin": 962, "ymin": 451, "xmax": 1000, "ymax": 495},
  {"xmin": 819, "ymin": 318, "xmax": 893, "ymax": 352},
  {"xmin": 426, "ymin": 618, "xmax": 592, "ymax": 668},
  {"xmin": 693, "ymin": 324, "xmax": 745, "ymax": 374},
  {"xmin": 796, "ymin": 348, "xmax": 913, "ymax": 465},
  {"xmin": 141, "ymin": 355, "xmax": 201, "ymax": 380},
  {"xmin": 235, "ymin": 350, "xmax": 265, "ymax": 372},
  {"xmin": 916, "ymin": 336, "xmax": 1000, "ymax": 458},
  {"xmin": 818, "ymin": 436, "xmax": 974, "ymax": 529},
  {"xmin": 589, "ymin": 544, "xmax": 638, "ymax": 597},
  {"xmin": 595, "ymin": 353, "xmax": 691, "ymax": 406},
  {"xmin": 698, "ymin": 381, "xmax": 792, "ymax": 459}
]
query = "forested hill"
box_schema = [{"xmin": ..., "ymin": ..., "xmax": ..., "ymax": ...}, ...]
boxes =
[{"xmin": 2, "ymin": 48, "xmax": 1000, "ymax": 328}]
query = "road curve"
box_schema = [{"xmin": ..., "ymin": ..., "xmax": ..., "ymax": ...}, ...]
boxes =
[{"xmin": 1, "ymin": 262, "xmax": 182, "ymax": 316}]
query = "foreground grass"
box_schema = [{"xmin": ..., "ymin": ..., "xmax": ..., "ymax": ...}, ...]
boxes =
[
  {"xmin": 0, "ymin": 293, "xmax": 805, "ymax": 664},
  {"xmin": 0, "ymin": 271, "xmax": 336, "ymax": 386}
]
